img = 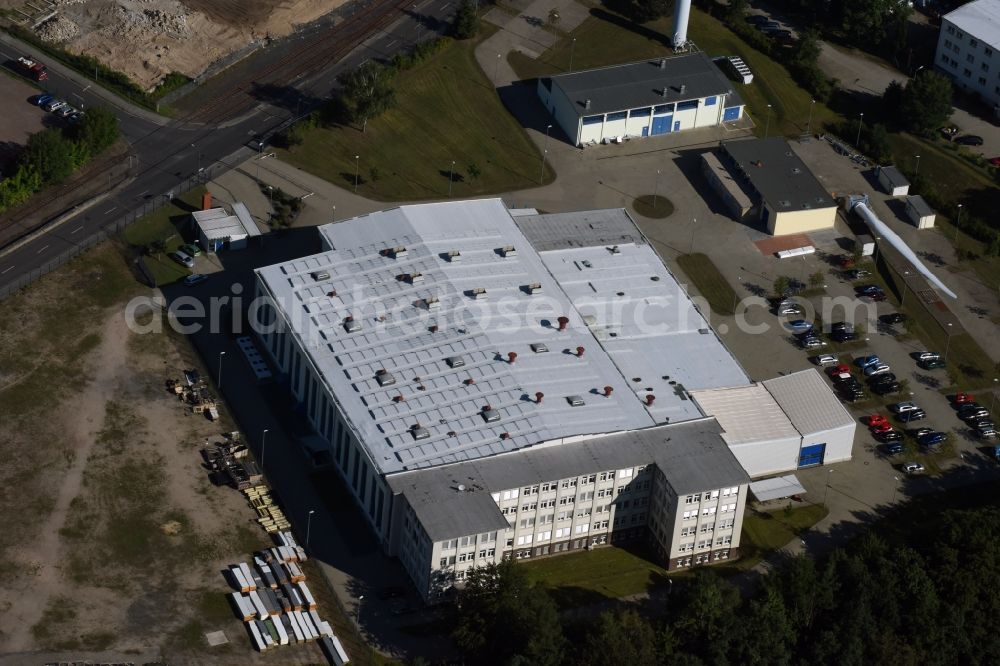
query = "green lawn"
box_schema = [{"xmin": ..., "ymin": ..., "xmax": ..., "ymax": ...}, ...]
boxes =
[
  {"xmin": 742, "ymin": 504, "xmax": 829, "ymax": 552},
  {"xmin": 279, "ymin": 29, "xmax": 551, "ymax": 201},
  {"xmin": 123, "ymin": 187, "xmax": 205, "ymax": 285},
  {"xmin": 676, "ymin": 252, "xmax": 738, "ymax": 316},
  {"xmin": 508, "ymin": 7, "xmax": 843, "ymax": 138}
]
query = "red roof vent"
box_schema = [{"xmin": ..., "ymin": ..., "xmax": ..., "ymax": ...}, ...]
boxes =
[
  {"xmin": 645, "ymin": 394, "xmax": 656, "ymax": 406},
  {"xmin": 603, "ymin": 386, "xmax": 613, "ymax": 397},
  {"xmin": 576, "ymin": 346, "xmax": 585, "ymax": 357},
  {"xmin": 557, "ymin": 316, "xmax": 569, "ymax": 331},
  {"xmin": 535, "ymin": 391, "xmax": 544, "ymax": 404},
  {"xmin": 507, "ymin": 351, "xmax": 518, "ymax": 364}
]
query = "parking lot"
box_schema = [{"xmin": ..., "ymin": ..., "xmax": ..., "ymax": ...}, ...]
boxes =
[{"xmin": 0, "ymin": 71, "xmax": 47, "ymax": 175}]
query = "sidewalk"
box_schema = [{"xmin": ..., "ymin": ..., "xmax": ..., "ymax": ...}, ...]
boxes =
[{"xmin": 0, "ymin": 30, "xmax": 169, "ymax": 127}]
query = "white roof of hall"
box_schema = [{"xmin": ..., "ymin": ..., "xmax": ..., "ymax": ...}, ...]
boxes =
[
  {"xmin": 762, "ymin": 370, "xmax": 854, "ymax": 436},
  {"xmin": 256, "ymin": 200, "xmax": 749, "ymax": 475},
  {"xmin": 689, "ymin": 384, "xmax": 800, "ymax": 445},
  {"xmin": 944, "ymin": 0, "xmax": 1000, "ymax": 47}
]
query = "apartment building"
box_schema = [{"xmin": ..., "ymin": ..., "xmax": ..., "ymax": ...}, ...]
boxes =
[{"xmin": 935, "ymin": 0, "xmax": 1000, "ymax": 114}]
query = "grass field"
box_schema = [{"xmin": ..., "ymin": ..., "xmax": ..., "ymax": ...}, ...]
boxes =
[
  {"xmin": 676, "ymin": 252, "xmax": 738, "ymax": 316},
  {"xmin": 123, "ymin": 187, "xmax": 206, "ymax": 285},
  {"xmin": 279, "ymin": 30, "xmax": 551, "ymax": 201},
  {"xmin": 508, "ymin": 7, "xmax": 842, "ymax": 138}
]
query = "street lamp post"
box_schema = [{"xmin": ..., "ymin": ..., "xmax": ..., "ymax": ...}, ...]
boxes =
[
  {"xmin": 569, "ymin": 37, "xmax": 577, "ymax": 72},
  {"xmin": 261, "ymin": 429, "xmax": 269, "ymax": 469},
  {"xmin": 539, "ymin": 124, "xmax": 552, "ymax": 184},
  {"xmin": 332, "ymin": 205, "xmax": 336, "ymax": 223},
  {"xmin": 764, "ymin": 104, "xmax": 772, "ymax": 138},
  {"xmin": 900, "ymin": 270, "xmax": 910, "ymax": 307},
  {"xmin": 891, "ymin": 476, "xmax": 900, "ymax": 503},
  {"xmin": 732, "ymin": 275, "xmax": 742, "ymax": 314},
  {"xmin": 449, "ymin": 160, "xmax": 456, "ymax": 197},
  {"xmin": 653, "ymin": 168, "xmax": 661, "ymax": 209},
  {"xmin": 954, "ymin": 203, "xmax": 964, "ymax": 252},
  {"xmin": 944, "ymin": 322, "xmax": 954, "ymax": 362},
  {"xmin": 856, "ymin": 112, "xmax": 864, "ymax": 148},
  {"xmin": 354, "ymin": 155, "xmax": 360, "ymax": 193},
  {"xmin": 914, "ymin": 154, "xmax": 921, "ymax": 178},
  {"xmin": 689, "ymin": 218, "xmax": 697, "ymax": 254},
  {"xmin": 217, "ymin": 351, "xmax": 226, "ymax": 389},
  {"xmin": 823, "ymin": 469, "xmax": 834, "ymax": 504},
  {"xmin": 357, "ymin": 595, "xmax": 365, "ymax": 625},
  {"xmin": 990, "ymin": 378, "xmax": 999, "ymax": 412},
  {"xmin": 306, "ymin": 509, "xmax": 316, "ymax": 548},
  {"xmin": 806, "ymin": 99, "xmax": 815, "ymax": 135},
  {"xmin": 494, "ymin": 53, "xmax": 501, "ymax": 84}
]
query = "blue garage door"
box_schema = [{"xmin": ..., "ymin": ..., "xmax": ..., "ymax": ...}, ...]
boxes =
[
  {"xmin": 651, "ymin": 115, "xmax": 672, "ymax": 135},
  {"xmin": 798, "ymin": 443, "xmax": 826, "ymax": 468},
  {"xmin": 723, "ymin": 107, "xmax": 741, "ymax": 122}
]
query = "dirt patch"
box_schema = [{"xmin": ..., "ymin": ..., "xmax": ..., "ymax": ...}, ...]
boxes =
[
  {"xmin": 753, "ymin": 233, "xmax": 813, "ymax": 255},
  {"xmin": 0, "ymin": 73, "xmax": 46, "ymax": 174},
  {"xmin": 35, "ymin": 0, "xmax": 351, "ymax": 90}
]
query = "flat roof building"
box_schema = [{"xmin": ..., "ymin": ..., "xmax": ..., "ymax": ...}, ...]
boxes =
[
  {"xmin": 537, "ymin": 52, "xmax": 745, "ymax": 147},
  {"xmin": 934, "ymin": 0, "xmax": 1000, "ymax": 116},
  {"xmin": 905, "ymin": 194, "xmax": 936, "ymax": 229},
  {"xmin": 876, "ymin": 166, "xmax": 910, "ymax": 196},
  {"xmin": 192, "ymin": 202, "xmax": 261, "ymax": 252},
  {"xmin": 253, "ymin": 199, "xmax": 850, "ymax": 600},
  {"xmin": 718, "ymin": 138, "xmax": 838, "ymax": 236}
]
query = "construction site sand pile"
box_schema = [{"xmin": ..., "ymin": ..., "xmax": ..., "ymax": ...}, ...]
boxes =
[
  {"xmin": 36, "ymin": 0, "xmax": 351, "ymax": 92},
  {"xmin": 35, "ymin": 15, "xmax": 81, "ymax": 43}
]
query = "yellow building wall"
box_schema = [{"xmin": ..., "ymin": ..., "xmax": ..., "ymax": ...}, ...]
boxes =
[{"xmin": 769, "ymin": 207, "xmax": 837, "ymax": 236}]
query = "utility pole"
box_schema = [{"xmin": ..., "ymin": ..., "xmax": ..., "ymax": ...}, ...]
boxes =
[
  {"xmin": 354, "ymin": 155, "xmax": 360, "ymax": 193},
  {"xmin": 539, "ymin": 124, "xmax": 552, "ymax": 184},
  {"xmin": 652, "ymin": 168, "xmax": 661, "ymax": 209},
  {"xmin": 764, "ymin": 104, "xmax": 772, "ymax": 138},
  {"xmin": 448, "ymin": 160, "xmax": 456, "ymax": 197},
  {"xmin": 217, "ymin": 351, "xmax": 226, "ymax": 389},
  {"xmin": 856, "ymin": 112, "xmax": 864, "ymax": 148},
  {"xmin": 569, "ymin": 37, "xmax": 577, "ymax": 72}
]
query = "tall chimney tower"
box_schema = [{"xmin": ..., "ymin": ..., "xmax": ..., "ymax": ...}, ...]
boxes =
[{"xmin": 672, "ymin": 0, "xmax": 691, "ymax": 50}]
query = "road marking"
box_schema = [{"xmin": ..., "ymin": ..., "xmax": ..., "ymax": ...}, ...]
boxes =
[
  {"xmin": 70, "ymin": 225, "xmax": 84, "ymax": 234},
  {"xmin": 1, "ymin": 266, "xmax": 14, "ymax": 275},
  {"xmin": 137, "ymin": 190, "xmax": 148, "ymax": 197},
  {"xmin": 386, "ymin": 39, "xmax": 396, "ymax": 46},
  {"xmin": 82, "ymin": 84, "xmax": 91, "ymax": 93},
  {"xmin": 104, "ymin": 206, "xmax": 117, "ymax": 214},
  {"xmin": 441, "ymin": 2, "xmax": 450, "ymax": 8},
  {"xmin": 37, "ymin": 245, "xmax": 49, "ymax": 254}
]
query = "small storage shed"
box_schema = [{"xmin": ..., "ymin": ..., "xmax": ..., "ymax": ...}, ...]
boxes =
[
  {"xmin": 876, "ymin": 166, "xmax": 910, "ymax": 196},
  {"xmin": 193, "ymin": 202, "xmax": 261, "ymax": 252},
  {"xmin": 905, "ymin": 194, "xmax": 936, "ymax": 229}
]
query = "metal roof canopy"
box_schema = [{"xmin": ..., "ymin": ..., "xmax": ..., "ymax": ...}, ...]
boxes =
[
  {"xmin": 944, "ymin": 0, "xmax": 1000, "ymax": 50},
  {"xmin": 193, "ymin": 204, "xmax": 261, "ymax": 241},
  {"xmin": 690, "ymin": 384, "xmax": 799, "ymax": 445},
  {"xmin": 388, "ymin": 418, "xmax": 751, "ymax": 540},
  {"xmin": 906, "ymin": 194, "xmax": 935, "ymax": 217},
  {"xmin": 721, "ymin": 138, "xmax": 836, "ymax": 214},
  {"xmin": 749, "ymin": 474, "xmax": 806, "ymax": 502},
  {"xmin": 763, "ymin": 369, "xmax": 855, "ymax": 436},
  {"xmin": 544, "ymin": 51, "xmax": 743, "ymax": 118},
  {"xmin": 878, "ymin": 165, "xmax": 909, "ymax": 189}
]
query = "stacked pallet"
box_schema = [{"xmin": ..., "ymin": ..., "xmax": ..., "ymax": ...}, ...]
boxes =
[{"xmin": 243, "ymin": 485, "xmax": 290, "ymax": 533}]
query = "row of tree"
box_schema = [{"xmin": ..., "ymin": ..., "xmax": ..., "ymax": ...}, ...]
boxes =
[
  {"xmin": 0, "ymin": 107, "xmax": 120, "ymax": 213},
  {"xmin": 448, "ymin": 500, "xmax": 1000, "ymax": 665}
]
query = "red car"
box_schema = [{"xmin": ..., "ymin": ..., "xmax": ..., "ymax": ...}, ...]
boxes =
[
  {"xmin": 988, "ymin": 157, "xmax": 1000, "ymax": 168},
  {"xmin": 867, "ymin": 414, "xmax": 889, "ymax": 427},
  {"xmin": 954, "ymin": 392, "xmax": 975, "ymax": 404},
  {"xmin": 871, "ymin": 422, "xmax": 894, "ymax": 434},
  {"xmin": 827, "ymin": 364, "xmax": 851, "ymax": 378}
]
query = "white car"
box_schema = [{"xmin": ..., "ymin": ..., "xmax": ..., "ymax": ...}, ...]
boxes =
[
  {"xmin": 43, "ymin": 99, "xmax": 66, "ymax": 112},
  {"xmin": 916, "ymin": 351, "xmax": 940, "ymax": 361},
  {"xmin": 170, "ymin": 250, "xmax": 194, "ymax": 268},
  {"xmin": 864, "ymin": 363, "xmax": 891, "ymax": 376},
  {"xmin": 890, "ymin": 401, "xmax": 920, "ymax": 414},
  {"xmin": 903, "ymin": 462, "xmax": 925, "ymax": 475},
  {"xmin": 814, "ymin": 354, "xmax": 838, "ymax": 366}
]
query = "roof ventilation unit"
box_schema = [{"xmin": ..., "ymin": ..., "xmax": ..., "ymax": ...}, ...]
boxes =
[
  {"xmin": 500, "ymin": 245, "xmax": 517, "ymax": 257},
  {"xmin": 659, "ymin": 58, "xmax": 667, "ymax": 69},
  {"xmin": 445, "ymin": 250, "xmax": 462, "ymax": 262},
  {"xmin": 530, "ymin": 343, "xmax": 548, "ymax": 353},
  {"xmin": 343, "ymin": 316, "xmax": 361, "ymax": 333},
  {"xmin": 567, "ymin": 395, "xmax": 585, "ymax": 407},
  {"xmin": 411, "ymin": 424, "xmax": 430, "ymax": 440},
  {"xmin": 584, "ymin": 99, "xmax": 591, "ymax": 109},
  {"xmin": 470, "ymin": 287, "xmax": 488, "ymax": 300},
  {"xmin": 609, "ymin": 245, "xmax": 621, "ymax": 254},
  {"xmin": 311, "ymin": 270, "xmax": 330, "ymax": 281},
  {"xmin": 446, "ymin": 356, "xmax": 466, "ymax": 368},
  {"xmin": 679, "ymin": 84, "xmax": 687, "ymax": 95},
  {"xmin": 375, "ymin": 369, "xmax": 396, "ymax": 386},
  {"xmin": 527, "ymin": 282, "xmax": 543, "ymax": 295},
  {"xmin": 424, "ymin": 296, "xmax": 441, "ymax": 309},
  {"xmin": 481, "ymin": 406, "xmax": 501, "ymax": 423},
  {"xmin": 383, "ymin": 246, "xmax": 408, "ymax": 258}
]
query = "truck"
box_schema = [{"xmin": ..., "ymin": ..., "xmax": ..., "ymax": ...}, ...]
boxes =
[{"xmin": 16, "ymin": 56, "xmax": 48, "ymax": 81}]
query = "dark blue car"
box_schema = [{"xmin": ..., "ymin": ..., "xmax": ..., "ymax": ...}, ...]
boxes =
[{"xmin": 917, "ymin": 431, "xmax": 947, "ymax": 447}]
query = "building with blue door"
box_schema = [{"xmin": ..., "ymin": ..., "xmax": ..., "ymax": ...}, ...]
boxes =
[{"xmin": 536, "ymin": 51, "xmax": 745, "ymax": 147}]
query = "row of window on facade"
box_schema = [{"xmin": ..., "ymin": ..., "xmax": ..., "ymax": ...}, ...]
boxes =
[
  {"xmin": 581, "ymin": 99, "xmax": 716, "ymax": 126},
  {"xmin": 679, "ymin": 519, "xmax": 736, "ymax": 536},
  {"xmin": 493, "ymin": 468, "xmax": 643, "ymax": 503},
  {"xmin": 682, "ymin": 504, "xmax": 738, "ymax": 520},
  {"xmin": 675, "ymin": 550, "xmax": 730, "ymax": 567},
  {"xmin": 509, "ymin": 498, "xmax": 651, "ymax": 526},
  {"xmin": 940, "ymin": 53, "xmax": 996, "ymax": 87},
  {"xmin": 945, "ymin": 24, "xmax": 995, "ymax": 57},
  {"xmin": 677, "ymin": 535, "xmax": 733, "ymax": 552},
  {"xmin": 683, "ymin": 487, "xmax": 739, "ymax": 504}
]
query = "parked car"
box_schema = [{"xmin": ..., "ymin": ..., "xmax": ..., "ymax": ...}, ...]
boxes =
[
  {"xmin": 843, "ymin": 269, "xmax": 871, "ymax": 280},
  {"xmin": 814, "ymin": 354, "xmax": 838, "ymax": 366},
  {"xmin": 867, "ymin": 413, "xmax": 889, "ymax": 427},
  {"xmin": 831, "ymin": 329, "xmax": 858, "ymax": 343},
  {"xmin": 898, "ymin": 408, "xmax": 927, "ymax": 422},
  {"xmin": 183, "ymin": 273, "xmax": 208, "ymax": 286},
  {"xmin": 829, "ymin": 321, "xmax": 853, "ymax": 332},
  {"xmin": 876, "ymin": 430, "xmax": 903, "ymax": 443},
  {"xmin": 828, "ymin": 363, "xmax": 852, "ymax": 379},
  {"xmin": 871, "ymin": 421, "xmax": 894, "ymax": 434},
  {"xmin": 867, "ymin": 291, "xmax": 887, "ymax": 302},
  {"xmin": 855, "ymin": 284, "xmax": 883, "ymax": 296},
  {"xmin": 953, "ymin": 392, "xmax": 975, "ymax": 404},
  {"xmin": 857, "ymin": 355, "xmax": 881, "ymax": 369},
  {"xmin": 800, "ymin": 336, "xmax": 826, "ymax": 349},
  {"xmin": 917, "ymin": 431, "xmax": 947, "ymax": 447},
  {"xmin": 955, "ymin": 134, "xmax": 984, "ymax": 146},
  {"xmin": 916, "ymin": 351, "xmax": 940, "ymax": 361},
  {"xmin": 903, "ymin": 461, "xmax": 925, "ymax": 475},
  {"xmin": 960, "ymin": 407, "xmax": 990, "ymax": 421},
  {"xmin": 919, "ymin": 358, "xmax": 946, "ymax": 370},
  {"xmin": 868, "ymin": 372, "xmax": 897, "ymax": 385},
  {"xmin": 956, "ymin": 402, "xmax": 984, "ymax": 414},
  {"xmin": 43, "ymin": 98, "xmax": 66, "ymax": 112},
  {"xmin": 880, "ymin": 313, "xmax": 906, "ymax": 325},
  {"xmin": 778, "ymin": 304, "xmax": 804, "ymax": 315},
  {"xmin": 171, "ymin": 250, "xmax": 194, "ymax": 268},
  {"xmin": 180, "ymin": 243, "xmax": 202, "ymax": 257},
  {"xmin": 33, "ymin": 93, "xmax": 54, "ymax": 106},
  {"xmin": 864, "ymin": 363, "xmax": 892, "ymax": 377},
  {"xmin": 890, "ymin": 401, "xmax": 920, "ymax": 413},
  {"xmin": 872, "ymin": 381, "xmax": 902, "ymax": 396},
  {"xmin": 55, "ymin": 104, "xmax": 76, "ymax": 118},
  {"xmin": 67, "ymin": 110, "xmax": 85, "ymax": 124},
  {"xmin": 785, "ymin": 319, "xmax": 813, "ymax": 333},
  {"xmin": 989, "ymin": 157, "xmax": 1000, "ymax": 168},
  {"xmin": 974, "ymin": 421, "xmax": 997, "ymax": 438},
  {"xmin": 884, "ymin": 442, "xmax": 904, "ymax": 455},
  {"xmin": 745, "ymin": 15, "xmax": 771, "ymax": 25}
]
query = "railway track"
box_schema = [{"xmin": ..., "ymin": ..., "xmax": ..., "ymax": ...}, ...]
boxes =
[{"xmin": 186, "ymin": 0, "xmax": 417, "ymax": 124}]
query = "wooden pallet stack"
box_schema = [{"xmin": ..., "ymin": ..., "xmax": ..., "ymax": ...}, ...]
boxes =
[{"xmin": 243, "ymin": 485, "xmax": 290, "ymax": 533}]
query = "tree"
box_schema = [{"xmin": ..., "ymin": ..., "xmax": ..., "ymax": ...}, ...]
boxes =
[
  {"xmin": 987, "ymin": 233, "xmax": 1000, "ymax": 257},
  {"xmin": 624, "ymin": 0, "xmax": 671, "ymax": 23},
  {"xmin": 578, "ymin": 610, "xmax": 658, "ymax": 666},
  {"xmin": 369, "ymin": 166, "xmax": 381, "ymax": 183},
  {"xmin": 467, "ymin": 162, "xmax": 481, "ymax": 181},
  {"xmin": 837, "ymin": 0, "xmax": 912, "ymax": 52},
  {"xmin": 74, "ymin": 106, "xmax": 119, "ymax": 154},
  {"xmin": 453, "ymin": 561, "xmax": 566, "ymax": 665},
  {"xmin": 864, "ymin": 123, "xmax": 892, "ymax": 163},
  {"xmin": 809, "ymin": 271, "xmax": 825, "ymax": 289},
  {"xmin": 20, "ymin": 128, "xmax": 75, "ymax": 184},
  {"xmin": 338, "ymin": 62, "xmax": 396, "ymax": 132},
  {"xmin": 881, "ymin": 80, "xmax": 904, "ymax": 119},
  {"xmin": 900, "ymin": 70, "xmax": 953, "ymax": 135},
  {"xmin": 453, "ymin": 0, "xmax": 479, "ymax": 39},
  {"xmin": 773, "ymin": 276, "xmax": 791, "ymax": 298},
  {"xmin": 149, "ymin": 239, "xmax": 167, "ymax": 258}
]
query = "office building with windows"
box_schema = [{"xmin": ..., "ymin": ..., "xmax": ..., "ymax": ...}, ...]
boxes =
[
  {"xmin": 253, "ymin": 199, "xmax": 852, "ymax": 600},
  {"xmin": 934, "ymin": 0, "xmax": 1000, "ymax": 115},
  {"xmin": 536, "ymin": 51, "xmax": 744, "ymax": 146}
]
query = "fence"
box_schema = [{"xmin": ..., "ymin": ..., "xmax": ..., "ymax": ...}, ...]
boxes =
[{"xmin": 0, "ymin": 149, "xmax": 250, "ymax": 301}]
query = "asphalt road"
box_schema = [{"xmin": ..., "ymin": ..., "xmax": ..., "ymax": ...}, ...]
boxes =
[{"xmin": 0, "ymin": 0, "xmax": 456, "ymax": 294}]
